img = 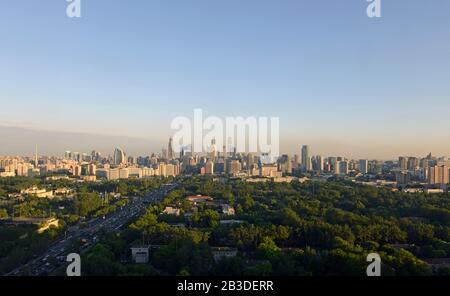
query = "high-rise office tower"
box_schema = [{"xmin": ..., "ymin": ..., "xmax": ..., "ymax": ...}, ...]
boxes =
[
  {"xmin": 328, "ymin": 157, "xmax": 339, "ymax": 174},
  {"xmin": 227, "ymin": 160, "xmax": 242, "ymax": 175},
  {"xmin": 301, "ymin": 145, "xmax": 311, "ymax": 172},
  {"xmin": 34, "ymin": 144, "xmax": 38, "ymax": 168},
  {"xmin": 222, "ymin": 145, "xmax": 227, "ymax": 172},
  {"xmin": 277, "ymin": 154, "xmax": 290, "ymax": 173},
  {"xmin": 64, "ymin": 151, "xmax": 71, "ymax": 160},
  {"xmin": 73, "ymin": 165, "xmax": 82, "ymax": 176},
  {"xmin": 339, "ymin": 161, "xmax": 349, "ymax": 175},
  {"xmin": 162, "ymin": 148, "xmax": 168, "ymax": 160},
  {"xmin": 88, "ymin": 164, "xmax": 97, "ymax": 176},
  {"xmin": 396, "ymin": 171, "xmax": 411, "ymax": 185},
  {"xmin": 73, "ymin": 152, "xmax": 80, "ymax": 162},
  {"xmin": 205, "ymin": 159, "xmax": 214, "ymax": 175},
  {"xmin": 359, "ymin": 159, "xmax": 369, "ymax": 174},
  {"xmin": 168, "ymin": 138, "xmax": 174, "ymax": 160},
  {"xmin": 312, "ymin": 155, "xmax": 324, "ymax": 172},
  {"xmin": 398, "ymin": 157, "xmax": 408, "ymax": 170},
  {"xmin": 428, "ymin": 165, "xmax": 449, "ymax": 185},
  {"xmin": 207, "ymin": 138, "xmax": 217, "ymax": 160},
  {"xmin": 113, "ymin": 147, "xmax": 126, "ymax": 165},
  {"xmin": 292, "ymin": 154, "xmax": 299, "ymax": 169},
  {"xmin": 407, "ymin": 157, "xmax": 419, "ymax": 170},
  {"xmin": 91, "ymin": 150, "xmax": 97, "ymax": 161},
  {"xmin": 246, "ymin": 153, "xmax": 254, "ymax": 170},
  {"xmin": 369, "ymin": 160, "xmax": 383, "ymax": 175}
]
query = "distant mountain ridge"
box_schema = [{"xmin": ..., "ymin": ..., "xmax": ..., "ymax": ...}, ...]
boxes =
[{"xmin": 0, "ymin": 126, "xmax": 161, "ymax": 157}]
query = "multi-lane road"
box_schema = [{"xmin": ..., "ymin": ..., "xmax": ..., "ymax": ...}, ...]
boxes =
[{"xmin": 4, "ymin": 182, "xmax": 178, "ymax": 276}]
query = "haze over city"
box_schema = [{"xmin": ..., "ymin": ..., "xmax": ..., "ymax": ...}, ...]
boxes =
[{"xmin": 0, "ymin": 124, "xmax": 448, "ymax": 160}]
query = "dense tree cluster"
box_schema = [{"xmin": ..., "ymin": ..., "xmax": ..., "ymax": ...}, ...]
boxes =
[
  {"xmin": 0, "ymin": 176, "xmax": 170, "ymax": 275},
  {"xmin": 80, "ymin": 177, "xmax": 450, "ymax": 276}
]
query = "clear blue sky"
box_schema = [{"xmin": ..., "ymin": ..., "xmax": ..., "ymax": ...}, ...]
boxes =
[{"xmin": 1, "ymin": 0, "xmax": 450, "ymax": 158}]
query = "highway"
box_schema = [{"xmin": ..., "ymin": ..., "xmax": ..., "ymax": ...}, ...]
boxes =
[{"xmin": 4, "ymin": 182, "xmax": 178, "ymax": 276}]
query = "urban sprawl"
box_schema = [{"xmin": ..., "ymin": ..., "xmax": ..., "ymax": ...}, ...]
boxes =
[{"xmin": 1, "ymin": 138, "xmax": 449, "ymax": 194}]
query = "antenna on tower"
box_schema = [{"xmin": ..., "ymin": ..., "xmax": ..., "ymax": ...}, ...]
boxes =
[{"xmin": 35, "ymin": 144, "xmax": 38, "ymax": 168}]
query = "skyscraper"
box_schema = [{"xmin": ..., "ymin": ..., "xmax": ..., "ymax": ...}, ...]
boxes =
[
  {"xmin": 293, "ymin": 154, "xmax": 300, "ymax": 169},
  {"xmin": 223, "ymin": 145, "xmax": 227, "ymax": 172},
  {"xmin": 278, "ymin": 154, "xmax": 292, "ymax": 174},
  {"xmin": 398, "ymin": 157, "xmax": 408, "ymax": 170},
  {"xmin": 64, "ymin": 151, "xmax": 72, "ymax": 160},
  {"xmin": 88, "ymin": 164, "xmax": 97, "ymax": 176},
  {"xmin": 168, "ymin": 138, "xmax": 174, "ymax": 160},
  {"xmin": 359, "ymin": 159, "xmax": 369, "ymax": 174},
  {"xmin": 113, "ymin": 147, "xmax": 126, "ymax": 165},
  {"xmin": 329, "ymin": 157, "xmax": 339, "ymax": 175},
  {"xmin": 205, "ymin": 159, "xmax": 214, "ymax": 175},
  {"xmin": 227, "ymin": 160, "xmax": 241, "ymax": 175},
  {"xmin": 339, "ymin": 161, "xmax": 349, "ymax": 175},
  {"xmin": 396, "ymin": 171, "xmax": 411, "ymax": 185},
  {"xmin": 34, "ymin": 144, "xmax": 38, "ymax": 168},
  {"xmin": 312, "ymin": 155, "xmax": 324, "ymax": 172},
  {"xmin": 91, "ymin": 150, "xmax": 97, "ymax": 161},
  {"xmin": 301, "ymin": 145, "xmax": 311, "ymax": 172},
  {"xmin": 428, "ymin": 165, "xmax": 449, "ymax": 185},
  {"xmin": 207, "ymin": 138, "xmax": 217, "ymax": 160},
  {"xmin": 407, "ymin": 157, "xmax": 419, "ymax": 170},
  {"xmin": 246, "ymin": 153, "xmax": 254, "ymax": 170},
  {"xmin": 369, "ymin": 160, "xmax": 383, "ymax": 175}
]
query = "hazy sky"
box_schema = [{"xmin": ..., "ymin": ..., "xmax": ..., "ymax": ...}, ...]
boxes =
[{"xmin": 1, "ymin": 0, "xmax": 450, "ymax": 159}]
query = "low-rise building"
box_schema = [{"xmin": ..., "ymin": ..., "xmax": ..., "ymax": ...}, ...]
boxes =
[
  {"xmin": 83, "ymin": 175, "xmax": 97, "ymax": 182},
  {"xmin": 221, "ymin": 204, "xmax": 235, "ymax": 216},
  {"xmin": 163, "ymin": 206, "xmax": 181, "ymax": 216},
  {"xmin": 130, "ymin": 246, "xmax": 150, "ymax": 264},
  {"xmin": 20, "ymin": 186, "xmax": 54, "ymax": 198},
  {"xmin": 425, "ymin": 188, "xmax": 445, "ymax": 194},
  {"xmin": 186, "ymin": 195, "xmax": 213, "ymax": 203},
  {"xmin": 54, "ymin": 188, "xmax": 73, "ymax": 195},
  {"xmin": 211, "ymin": 247, "xmax": 238, "ymax": 262},
  {"xmin": 0, "ymin": 172, "xmax": 15, "ymax": 177}
]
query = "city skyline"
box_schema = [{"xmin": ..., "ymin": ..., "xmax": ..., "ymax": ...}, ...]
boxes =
[
  {"xmin": 1, "ymin": 124, "xmax": 449, "ymax": 160},
  {"xmin": 0, "ymin": 128, "xmax": 448, "ymax": 163},
  {"xmin": 3, "ymin": 137, "xmax": 450, "ymax": 189}
]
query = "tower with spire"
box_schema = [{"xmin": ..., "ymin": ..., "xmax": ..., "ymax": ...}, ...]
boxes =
[
  {"xmin": 35, "ymin": 144, "xmax": 38, "ymax": 168},
  {"xmin": 168, "ymin": 137, "xmax": 174, "ymax": 160}
]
